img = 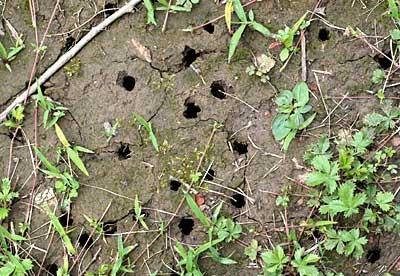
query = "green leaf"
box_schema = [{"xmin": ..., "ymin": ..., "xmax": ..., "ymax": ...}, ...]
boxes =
[
  {"xmin": 292, "ymin": 81, "xmax": 309, "ymax": 107},
  {"xmin": 272, "ymin": 114, "xmax": 290, "ymax": 141},
  {"xmin": 225, "ymin": 0, "xmax": 233, "ymax": 33},
  {"xmin": 228, "ymin": 24, "xmax": 246, "ymax": 63},
  {"xmin": 67, "ymin": 147, "xmax": 89, "ymax": 176},
  {"xmin": 261, "ymin": 246, "xmax": 288, "ymax": 274},
  {"xmin": 244, "ymin": 239, "xmax": 260, "ymax": 261},
  {"xmin": 34, "ymin": 147, "xmax": 60, "ymax": 174},
  {"xmin": 143, "ymin": 0, "xmax": 157, "ymax": 25},
  {"xmin": 299, "ymin": 113, "xmax": 315, "ymax": 130},
  {"xmin": 388, "ymin": 0, "xmax": 399, "ymax": 19},
  {"xmin": 375, "ymin": 191, "xmax": 394, "ymax": 211},
  {"xmin": 251, "ymin": 22, "xmax": 272, "ymax": 37},
  {"xmin": 0, "ymin": 41, "xmax": 8, "ymax": 60},
  {"xmin": 282, "ymin": 130, "xmax": 296, "ymax": 152},
  {"xmin": 341, "ymin": 229, "xmax": 367, "ymax": 259},
  {"xmin": 279, "ymin": 48, "xmax": 289, "ymax": 62},
  {"xmin": 372, "ymin": 68, "xmax": 385, "ymax": 84},
  {"xmin": 351, "ymin": 131, "xmax": 372, "ymax": 154},
  {"xmin": 232, "ymin": 0, "xmax": 246, "ymax": 22},
  {"xmin": 184, "ymin": 192, "xmax": 211, "ymax": 227},
  {"xmin": 55, "ymin": 124, "xmax": 70, "ymax": 147}
]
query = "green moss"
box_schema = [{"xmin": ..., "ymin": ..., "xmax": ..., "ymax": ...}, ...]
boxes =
[{"xmin": 64, "ymin": 58, "xmax": 81, "ymax": 77}]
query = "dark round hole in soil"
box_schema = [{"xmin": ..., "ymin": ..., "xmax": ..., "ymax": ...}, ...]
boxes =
[
  {"xmin": 203, "ymin": 23, "xmax": 215, "ymax": 34},
  {"xmin": 183, "ymin": 101, "xmax": 201, "ymax": 119},
  {"xmin": 103, "ymin": 221, "xmax": 117, "ymax": 235},
  {"xmin": 104, "ymin": 3, "xmax": 117, "ymax": 17},
  {"xmin": 312, "ymin": 230, "xmax": 322, "ymax": 239},
  {"xmin": 232, "ymin": 140, "xmax": 248, "ymax": 155},
  {"xmin": 374, "ymin": 53, "xmax": 392, "ymax": 70},
  {"xmin": 230, "ymin": 193, "xmax": 245, "ymax": 208},
  {"xmin": 318, "ymin": 28, "xmax": 330, "ymax": 41},
  {"xmin": 64, "ymin": 36, "xmax": 75, "ymax": 51},
  {"xmin": 117, "ymin": 144, "xmax": 131, "ymax": 159},
  {"xmin": 182, "ymin": 46, "xmax": 198, "ymax": 67},
  {"xmin": 366, "ymin": 247, "xmax": 381, "ymax": 263},
  {"xmin": 78, "ymin": 232, "xmax": 94, "ymax": 249},
  {"xmin": 210, "ymin": 80, "xmax": 227, "ymax": 99},
  {"xmin": 122, "ymin": 76, "xmax": 136, "ymax": 91},
  {"xmin": 59, "ymin": 212, "xmax": 73, "ymax": 227},
  {"xmin": 178, "ymin": 217, "xmax": 194, "ymax": 235},
  {"xmin": 170, "ymin": 180, "xmax": 182, "ymax": 191},
  {"xmin": 47, "ymin": 263, "xmax": 58, "ymax": 275},
  {"xmin": 205, "ymin": 169, "xmax": 215, "ymax": 181}
]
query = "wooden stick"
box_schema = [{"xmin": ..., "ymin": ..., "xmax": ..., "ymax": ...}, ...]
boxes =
[{"xmin": 0, "ymin": 0, "xmax": 142, "ymax": 122}]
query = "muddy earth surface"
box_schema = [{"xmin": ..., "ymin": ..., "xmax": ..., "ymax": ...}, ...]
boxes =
[{"xmin": 0, "ymin": 0, "xmax": 399, "ymax": 275}]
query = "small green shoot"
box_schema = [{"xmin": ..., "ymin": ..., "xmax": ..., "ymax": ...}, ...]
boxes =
[
  {"xmin": 132, "ymin": 112, "xmax": 159, "ymax": 152},
  {"xmin": 134, "ymin": 195, "xmax": 149, "ymax": 230},
  {"xmin": 2, "ymin": 105, "xmax": 24, "ymax": 129},
  {"xmin": 244, "ymin": 239, "xmax": 260, "ymax": 261},
  {"xmin": 371, "ymin": 68, "xmax": 385, "ymax": 84},
  {"xmin": 0, "ymin": 178, "xmax": 19, "ymax": 220},
  {"xmin": 290, "ymin": 247, "xmax": 320, "ymax": 276},
  {"xmin": 110, "ymin": 236, "xmax": 136, "ymax": 276},
  {"xmin": 271, "ymin": 81, "xmax": 316, "ymax": 151},
  {"xmin": 0, "ymin": 38, "xmax": 25, "ymax": 72},
  {"xmin": 260, "ymin": 245, "xmax": 289, "ymax": 275}
]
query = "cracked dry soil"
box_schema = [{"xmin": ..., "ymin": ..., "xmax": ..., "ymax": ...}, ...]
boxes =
[{"xmin": 1, "ymin": 0, "xmax": 400, "ymax": 275}]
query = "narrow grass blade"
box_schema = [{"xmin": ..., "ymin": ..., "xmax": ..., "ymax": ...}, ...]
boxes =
[
  {"xmin": 143, "ymin": 0, "xmax": 157, "ymax": 25},
  {"xmin": 67, "ymin": 147, "xmax": 89, "ymax": 176},
  {"xmin": 228, "ymin": 24, "xmax": 246, "ymax": 63},
  {"xmin": 184, "ymin": 192, "xmax": 211, "ymax": 228},
  {"xmin": 34, "ymin": 146, "xmax": 60, "ymax": 174},
  {"xmin": 232, "ymin": 0, "xmax": 246, "ymax": 22},
  {"xmin": 225, "ymin": 0, "xmax": 233, "ymax": 33},
  {"xmin": 55, "ymin": 124, "xmax": 70, "ymax": 147}
]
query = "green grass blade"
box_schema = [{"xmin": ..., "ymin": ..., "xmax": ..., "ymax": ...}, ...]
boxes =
[
  {"xmin": 0, "ymin": 41, "xmax": 8, "ymax": 60},
  {"xmin": 143, "ymin": 0, "xmax": 157, "ymax": 25},
  {"xmin": 34, "ymin": 146, "xmax": 60, "ymax": 174},
  {"xmin": 44, "ymin": 205, "xmax": 76, "ymax": 255},
  {"xmin": 232, "ymin": 0, "xmax": 246, "ymax": 22},
  {"xmin": 67, "ymin": 147, "xmax": 89, "ymax": 176},
  {"xmin": 228, "ymin": 24, "xmax": 246, "ymax": 63},
  {"xmin": 184, "ymin": 192, "xmax": 211, "ymax": 228}
]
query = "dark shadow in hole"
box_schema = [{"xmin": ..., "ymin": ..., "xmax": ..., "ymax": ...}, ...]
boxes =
[
  {"xmin": 183, "ymin": 98, "xmax": 201, "ymax": 119},
  {"xmin": 182, "ymin": 46, "xmax": 199, "ymax": 67},
  {"xmin": 78, "ymin": 232, "xmax": 94, "ymax": 249},
  {"xmin": 59, "ymin": 212, "xmax": 73, "ymax": 227},
  {"xmin": 103, "ymin": 221, "xmax": 117, "ymax": 235},
  {"xmin": 178, "ymin": 217, "xmax": 194, "ymax": 235},
  {"xmin": 64, "ymin": 36, "xmax": 75, "ymax": 51},
  {"xmin": 210, "ymin": 80, "xmax": 227, "ymax": 99},
  {"xmin": 170, "ymin": 180, "xmax": 182, "ymax": 191},
  {"xmin": 117, "ymin": 71, "xmax": 135, "ymax": 91},
  {"xmin": 117, "ymin": 144, "xmax": 131, "ymax": 159},
  {"xmin": 104, "ymin": 3, "xmax": 117, "ymax": 17},
  {"xmin": 374, "ymin": 53, "xmax": 392, "ymax": 70},
  {"xmin": 318, "ymin": 28, "xmax": 330, "ymax": 41},
  {"xmin": 203, "ymin": 23, "xmax": 215, "ymax": 34},
  {"xmin": 232, "ymin": 140, "xmax": 248, "ymax": 155},
  {"xmin": 230, "ymin": 193, "xmax": 245, "ymax": 208},
  {"xmin": 366, "ymin": 247, "xmax": 381, "ymax": 263},
  {"xmin": 205, "ymin": 169, "xmax": 215, "ymax": 181},
  {"xmin": 47, "ymin": 264, "xmax": 58, "ymax": 275}
]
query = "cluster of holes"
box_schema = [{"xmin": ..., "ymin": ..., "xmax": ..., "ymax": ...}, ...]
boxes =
[
  {"xmin": 374, "ymin": 53, "xmax": 392, "ymax": 70},
  {"xmin": 104, "ymin": 3, "xmax": 117, "ymax": 17},
  {"xmin": 117, "ymin": 71, "xmax": 136, "ymax": 91},
  {"xmin": 210, "ymin": 80, "xmax": 227, "ymax": 100},
  {"xmin": 230, "ymin": 193, "xmax": 245, "ymax": 208},
  {"xmin": 178, "ymin": 217, "xmax": 194, "ymax": 235},
  {"xmin": 231, "ymin": 140, "xmax": 248, "ymax": 155},
  {"xmin": 103, "ymin": 221, "xmax": 117, "ymax": 235},
  {"xmin": 182, "ymin": 46, "xmax": 199, "ymax": 67},
  {"xmin": 170, "ymin": 180, "xmax": 182, "ymax": 191},
  {"xmin": 78, "ymin": 232, "xmax": 94, "ymax": 249},
  {"xmin": 183, "ymin": 98, "xmax": 201, "ymax": 119},
  {"xmin": 366, "ymin": 247, "xmax": 381, "ymax": 263},
  {"xmin": 318, "ymin": 28, "xmax": 330, "ymax": 41},
  {"xmin": 203, "ymin": 23, "xmax": 215, "ymax": 34},
  {"xmin": 59, "ymin": 212, "xmax": 73, "ymax": 227},
  {"xmin": 117, "ymin": 144, "xmax": 131, "ymax": 159}
]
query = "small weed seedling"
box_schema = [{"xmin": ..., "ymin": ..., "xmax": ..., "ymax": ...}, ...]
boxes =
[
  {"xmin": 103, "ymin": 120, "xmax": 120, "ymax": 142},
  {"xmin": 0, "ymin": 38, "xmax": 24, "ymax": 72},
  {"xmin": 274, "ymin": 13, "xmax": 309, "ymax": 62},
  {"xmin": 0, "ymin": 178, "xmax": 19, "ymax": 220},
  {"xmin": 110, "ymin": 236, "xmax": 136, "ymax": 275},
  {"xmin": 2, "ymin": 105, "xmax": 24, "ymax": 129},
  {"xmin": 272, "ymin": 81, "xmax": 316, "ymax": 151},
  {"xmin": 244, "ymin": 239, "xmax": 261, "ymax": 262},
  {"xmin": 143, "ymin": 0, "xmax": 200, "ymax": 25},
  {"xmin": 134, "ymin": 195, "xmax": 149, "ymax": 230},
  {"xmin": 34, "ymin": 84, "xmax": 67, "ymax": 129},
  {"xmin": 133, "ymin": 112, "xmax": 159, "ymax": 152},
  {"xmin": 227, "ymin": 2, "xmax": 272, "ymax": 63}
]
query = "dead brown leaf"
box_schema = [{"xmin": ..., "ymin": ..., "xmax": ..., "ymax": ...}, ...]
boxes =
[{"xmin": 130, "ymin": 38, "xmax": 152, "ymax": 63}]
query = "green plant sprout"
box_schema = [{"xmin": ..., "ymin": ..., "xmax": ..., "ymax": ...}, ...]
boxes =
[
  {"xmin": 132, "ymin": 112, "xmax": 159, "ymax": 152},
  {"xmin": 0, "ymin": 38, "xmax": 25, "ymax": 72},
  {"xmin": 110, "ymin": 236, "xmax": 136, "ymax": 276},
  {"xmin": 227, "ymin": 3, "xmax": 272, "ymax": 63},
  {"xmin": 34, "ymin": 84, "xmax": 67, "ymax": 129},
  {"xmin": 271, "ymin": 81, "xmax": 316, "ymax": 151},
  {"xmin": 2, "ymin": 105, "xmax": 24, "ymax": 129},
  {"xmin": 144, "ymin": 0, "xmax": 200, "ymax": 26},
  {"xmin": 103, "ymin": 120, "xmax": 120, "ymax": 142},
  {"xmin": 0, "ymin": 178, "xmax": 19, "ymax": 220},
  {"xmin": 134, "ymin": 195, "xmax": 149, "ymax": 230},
  {"xmin": 244, "ymin": 239, "xmax": 260, "ymax": 261},
  {"xmin": 274, "ymin": 12, "xmax": 309, "ymax": 62}
]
